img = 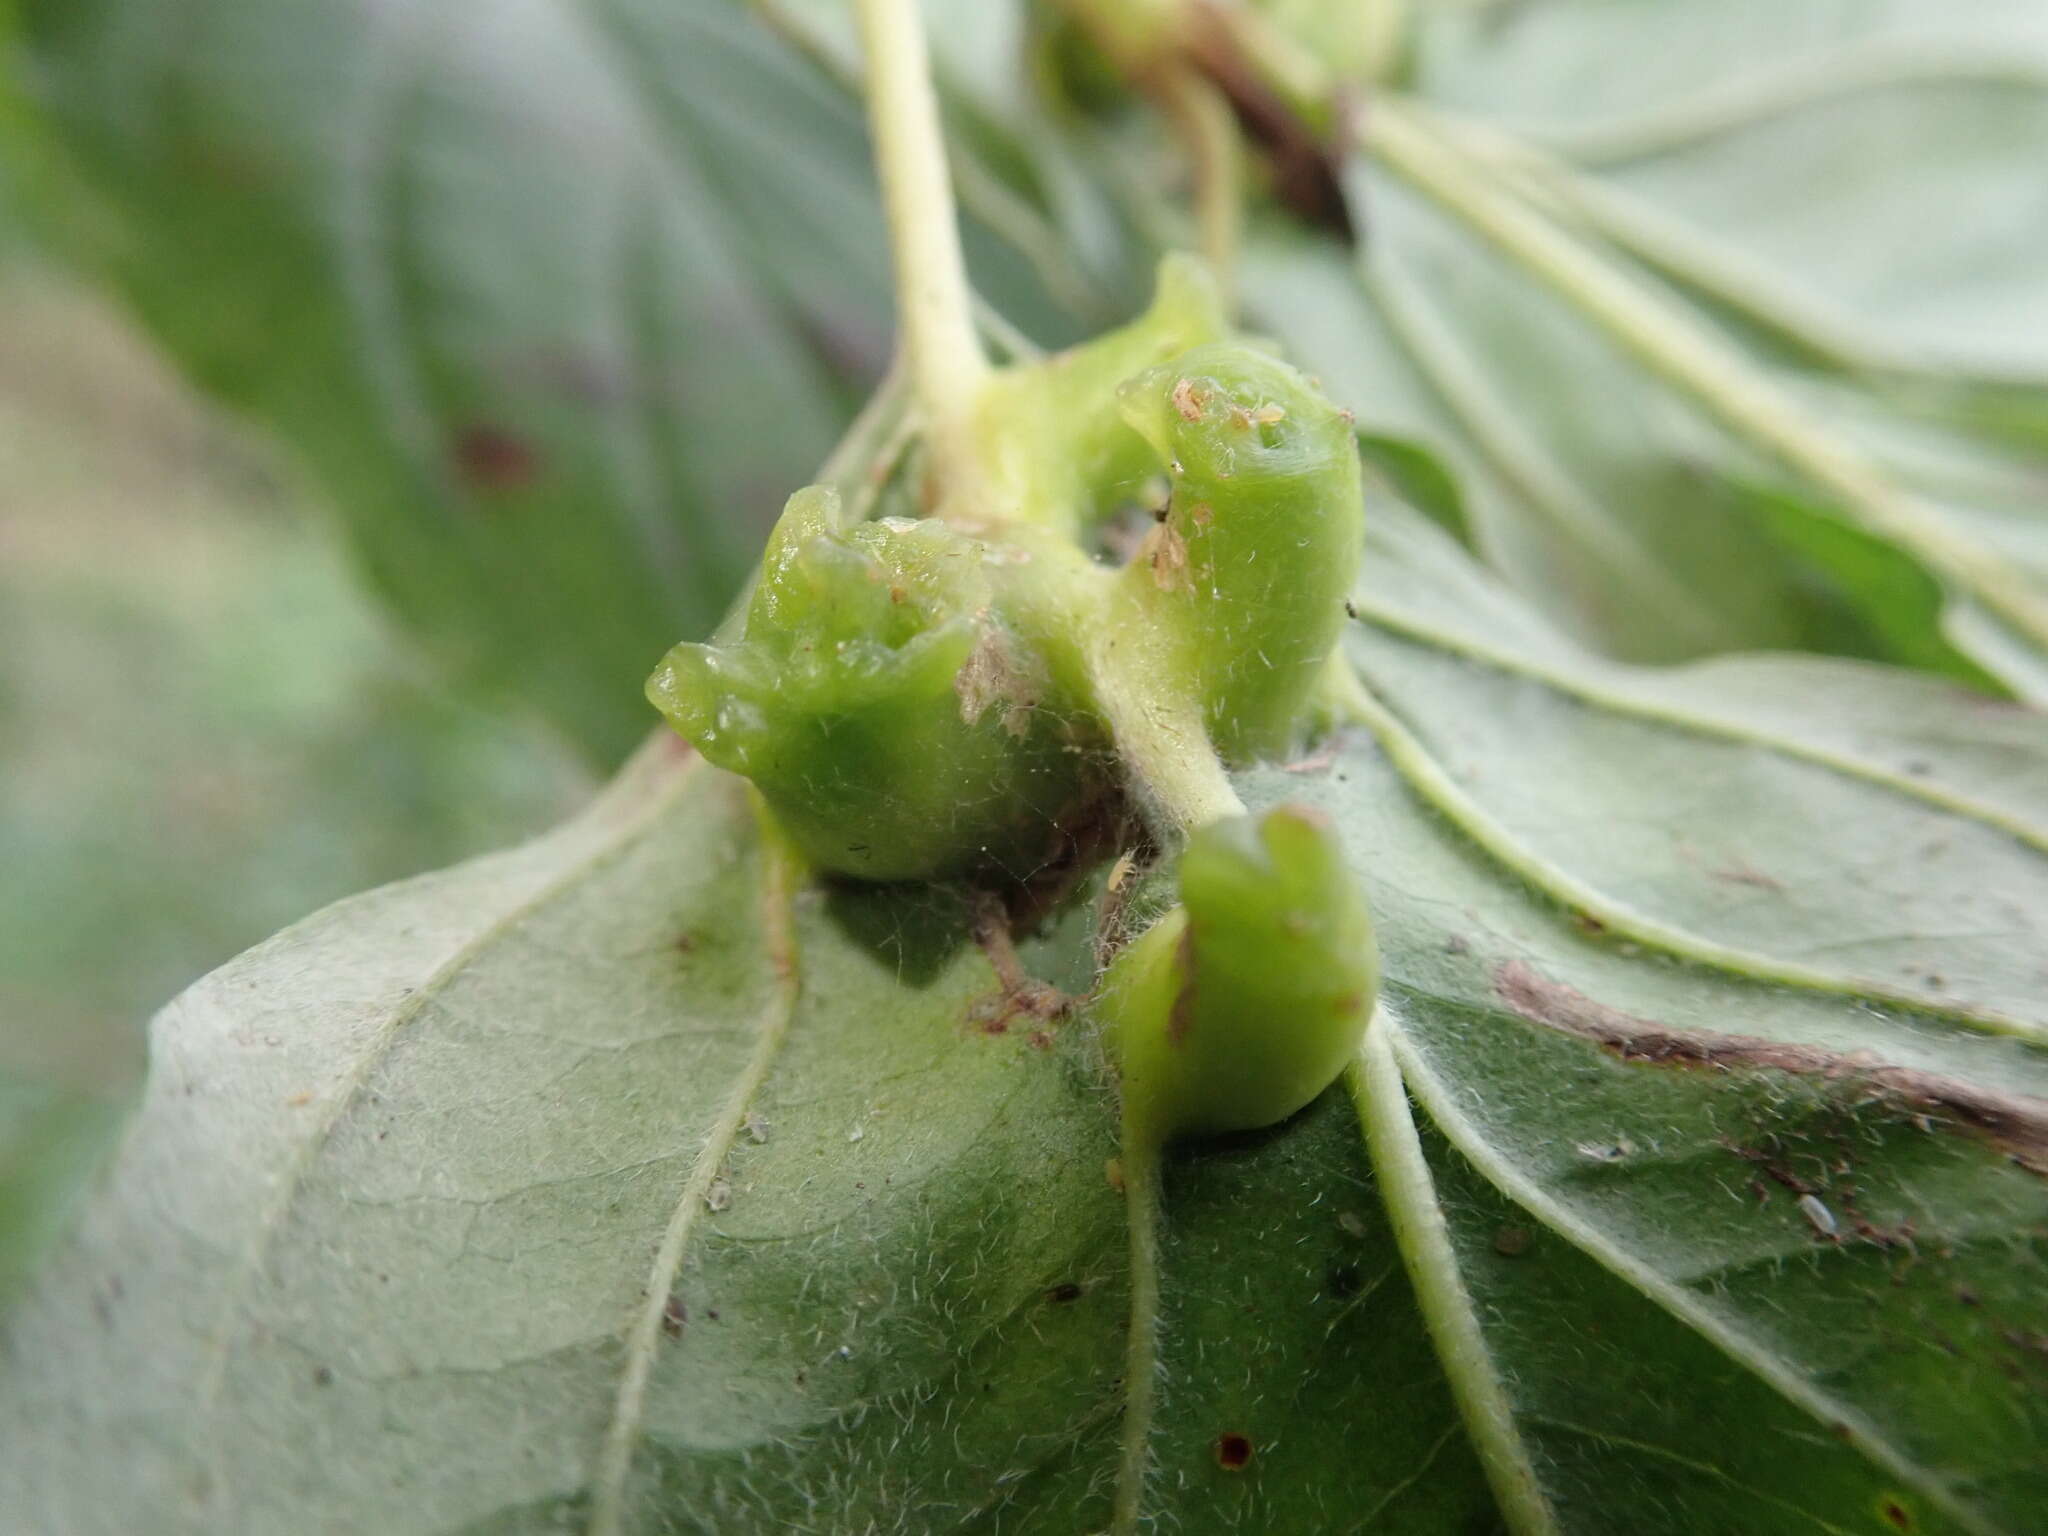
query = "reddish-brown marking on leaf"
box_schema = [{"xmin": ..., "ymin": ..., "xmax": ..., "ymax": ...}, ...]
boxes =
[
  {"xmin": 1212, "ymin": 1433, "xmax": 1254, "ymax": 1472},
  {"xmin": 452, "ymin": 424, "xmax": 540, "ymax": 491},
  {"xmin": 1494, "ymin": 960, "xmax": 2048, "ymax": 1172},
  {"xmin": 1710, "ymin": 861, "xmax": 1786, "ymax": 893},
  {"xmin": 1282, "ymin": 743, "xmax": 1339, "ymax": 776},
  {"xmin": 1166, "ymin": 926, "xmax": 1199, "ymax": 1047},
  {"xmin": 967, "ymin": 893, "xmax": 1073, "ymax": 1037},
  {"xmin": 661, "ymin": 1294, "xmax": 686, "ymax": 1339}
]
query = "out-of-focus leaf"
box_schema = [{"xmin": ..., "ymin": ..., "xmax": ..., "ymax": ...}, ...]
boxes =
[
  {"xmin": 0, "ymin": 272, "xmax": 588, "ymax": 1306},
  {"xmin": 0, "ymin": 0, "xmax": 1079, "ymax": 761},
  {"xmin": 1238, "ymin": 0, "xmax": 2048, "ymax": 690}
]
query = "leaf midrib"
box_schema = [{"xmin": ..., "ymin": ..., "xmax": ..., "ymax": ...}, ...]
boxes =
[
  {"xmin": 585, "ymin": 798, "xmax": 803, "ymax": 1536},
  {"xmin": 1347, "ymin": 597, "xmax": 2048, "ymax": 854},
  {"xmin": 1330, "ymin": 653, "xmax": 2048, "ymax": 1041},
  {"xmin": 191, "ymin": 746, "xmax": 706, "ymax": 1521},
  {"xmin": 1383, "ymin": 1019, "xmax": 2008, "ymax": 1536}
]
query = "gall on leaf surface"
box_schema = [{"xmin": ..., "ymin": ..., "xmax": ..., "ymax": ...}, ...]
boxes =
[{"xmin": 5, "ymin": 496, "xmax": 2048, "ymax": 1532}]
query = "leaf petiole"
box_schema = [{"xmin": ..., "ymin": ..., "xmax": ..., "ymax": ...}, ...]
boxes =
[{"xmin": 853, "ymin": 0, "xmax": 991, "ymax": 511}]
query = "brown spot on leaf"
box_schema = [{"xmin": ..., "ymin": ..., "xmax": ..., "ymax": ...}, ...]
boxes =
[
  {"xmin": 452, "ymin": 424, "xmax": 540, "ymax": 492},
  {"xmin": 1493, "ymin": 960, "xmax": 2048, "ymax": 1172},
  {"xmin": 1045, "ymin": 1282, "xmax": 1084, "ymax": 1304},
  {"xmin": 1492, "ymin": 1226, "xmax": 1532, "ymax": 1257},
  {"xmin": 662, "ymin": 1294, "xmax": 686, "ymax": 1339},
  {"xmin": 1171, "ymin": 377, "xmax": 1208, "ymax": 422},
  {"xmin": 1212, "ymin": 1432, "xmax": 1254, "ymax": 1472}
]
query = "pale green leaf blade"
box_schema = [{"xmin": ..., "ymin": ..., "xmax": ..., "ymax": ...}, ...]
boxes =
[{"xmin": 0, "ymin": 738, "xmax": 1481, "ymax": 1533}]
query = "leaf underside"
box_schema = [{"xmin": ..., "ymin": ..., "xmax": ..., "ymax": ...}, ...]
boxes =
[
  {"xmin": 5, "ymin": 2, "xmax": 2048, "ymax": 1531},
  {"xmin": 1247, "ymin": 0, "xmax": 2048, "ymax": 698},
  {"xmin": 6, "ymin": 500, "xmax": 2046, "ymax": 1534}
]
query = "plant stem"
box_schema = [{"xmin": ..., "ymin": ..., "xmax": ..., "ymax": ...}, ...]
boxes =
[
  {"xmin": 1366, "ymin": 98, "xmax": 2048, "ymax": 663},
  {"xmin": 1091, "ymin": 641, "xmax": 1246, "ymax": 833},
  {"xmin": 854, "ymin": 0, "xmax": 990, "ymax": 506},
  {"xmin": 1351, "ymin": 1015, "xmax": 1559, "ymax": 1536},
  {"xmin": 1156, "ymin": 65, "xmax": 1242, "ymax": 299},
  {"xmin": 1111, "ymin": 1132, "xmax": 1164, "ymax": 1535}
]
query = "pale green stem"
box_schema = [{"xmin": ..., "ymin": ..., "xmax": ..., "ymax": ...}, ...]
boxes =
[
  {"xmin": 1366, "ymin": 98, "xmax": 2048, "ymax": 658},
  {"xmin": 1190, "ymin": 0, "xmax": 1334, "ymax": 134},
  {"xmin": 1440, "ymin": 114, "xmax": 1886, "ymax": 375},
  {"xmin": 1351, "ymin": 1014, "xmax": 1559, "ymax": 1536},
  {"xmin": 747, "ymin": 0, "xmax": 1112, "ymax": 322},
  {"xmin": 817, "ymin": 356, "xmax": 909, "ymax": 492},
  {"xmin": 1111, "ymin": 1132, "xmax": 1164, "ymax": 1536},
  {"xmin": 854, "ymin": 0, "xmax": 990, "ymax": 504},
  {"xmin": 1157, "ymin": 64, "xmax": 1243, "ymax": 302},
  {"xmin": 1092, "ymin": 640, "xmax": 1246, "ymax": 833}
]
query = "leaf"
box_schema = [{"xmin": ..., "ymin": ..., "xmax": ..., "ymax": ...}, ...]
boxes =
[
  {"xmin": 1241, "ymin": 0, "xmax": 2048, "ymax": 693},
  {"xmin": 0, "ymin": 0, "xmax": 1081, "ymax": 761},
  {"xmin": 0, "ymin": 265, "xmax": 592, "ymax": 1306},
  {"xmin": 6, "ymin": 492, "xmax": 2047, "ymax": 1531}
]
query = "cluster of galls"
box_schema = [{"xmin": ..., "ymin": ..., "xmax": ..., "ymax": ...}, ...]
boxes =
[{"xmin": 648, "ymin": 257, "xmax": 1377, "ymax": 1144}]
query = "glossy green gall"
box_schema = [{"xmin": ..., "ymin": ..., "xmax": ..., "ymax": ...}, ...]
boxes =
[
  {"xmin": 646, "ymin": 486, "xmax": 1099, "ymax": 880},
  {"xmin": 1099, "ymin": 804, "xmax": 1378, "ymax": 1145},
  {"xmin": 1106, "ymin": 344, "xmax": 1365, "ymax": 762}
]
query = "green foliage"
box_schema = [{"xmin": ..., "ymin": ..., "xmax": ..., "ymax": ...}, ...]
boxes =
[
  {"xmin": 1245, "ymin": 0, "xmax": 2048, "ymax": 690},
  {"xmin": 5, "ymin": 2, "xmax": 2048, "ymax": 1533},
  {"xmin": 0, "ymin": 272, "xmax": 587, "ymax": 1306},
  {"xmin": 0, "ymin": 0, "xmax": 1076, "ymax": 762},
  {"xmin": 6, "ymin": 519, "xmax": 2047, "ymax": 1527}
]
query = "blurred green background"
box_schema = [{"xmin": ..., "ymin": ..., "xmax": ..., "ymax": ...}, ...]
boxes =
[{"xmin": 0, "ymin": 246, "xmax": 590, "ymax": 1122}]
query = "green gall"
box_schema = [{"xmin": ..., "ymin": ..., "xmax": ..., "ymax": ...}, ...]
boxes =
[
  {"xmin": 970, "ymin": 253, "xmax": 1229, "ymax": 537},
  {"xmin": 645, "ymin": 256, "xmax": 1369, "ymax": 879},
  {"xmin": 1099, "ymin": 805, "xmax": 1377, "ymax": 1146},
  {"xmin": 646, "ymin": 486, "xmax": 1099, "ymax": 881},
  {"xmin": 1107, "ymin": 345, "xmax": 1365, "ymax": 762}
]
